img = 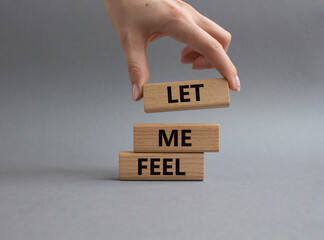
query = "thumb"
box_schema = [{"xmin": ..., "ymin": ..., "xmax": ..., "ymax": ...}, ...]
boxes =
[{"xmin": 122, "ymin": 36, "xmax": 149, "ymax": 101}]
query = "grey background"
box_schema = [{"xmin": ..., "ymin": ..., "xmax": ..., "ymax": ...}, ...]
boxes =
[{"xmin": 0, "ymin": 0, "xmax": 323, "ymax": 239}]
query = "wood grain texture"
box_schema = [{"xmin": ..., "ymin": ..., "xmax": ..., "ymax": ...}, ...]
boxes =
[
  {"xmin": 119, "ymin": 152, "xmax": 204, "ymax": 181},
  {"xmin": 143, "ymin": 78, "xmax": 230, "ymax": 113},
  {"xmin": 133, "ymin": 124, "xmax": 219, "ymax": 153}
]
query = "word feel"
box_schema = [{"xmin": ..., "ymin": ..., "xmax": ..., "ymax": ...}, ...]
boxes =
[{"xmin": 138, "ymin": 158, "xmax": 186, "ymax": 176}]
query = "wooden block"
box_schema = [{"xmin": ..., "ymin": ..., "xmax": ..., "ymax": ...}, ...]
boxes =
[
  {"xmin": 119, "ymin": 152, "xmax": 204, "ymax": 181},
  {"xmin": 143, "ymin": 78, "xmax": 230, "ymax": 113},
  {"xmin": 134, "ymin": 124, "xmax": 219, "ymax": 153}
]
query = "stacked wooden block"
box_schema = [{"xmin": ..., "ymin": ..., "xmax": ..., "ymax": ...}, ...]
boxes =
[{"xmin": 119, "ymin": 78, "xmax": 230, "ymax": 181}]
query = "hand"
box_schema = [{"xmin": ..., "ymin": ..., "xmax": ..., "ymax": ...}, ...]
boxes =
[{"xmin": 104, "ymin": 0, "xmax": 240, "ymax": 101}]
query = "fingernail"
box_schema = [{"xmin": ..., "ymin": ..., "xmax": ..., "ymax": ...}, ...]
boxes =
[
  {"xmin": 235, "ymin": 76, "xmax": 241, "ymax": 91},
  {"xmin": 132, "ymin": 83, "xmax": 139, "ymax": 101}
]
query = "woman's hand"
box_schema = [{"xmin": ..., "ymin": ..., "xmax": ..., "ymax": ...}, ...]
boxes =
[{"xmin": 104, "ymin": 0, "xmax": 240, "ymax": 101}]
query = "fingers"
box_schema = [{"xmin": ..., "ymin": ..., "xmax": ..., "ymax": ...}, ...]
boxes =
[
  {"xmin": 121, "ymin": 34, "xmax": 149, "ymax": 101},
  {"xmin": 181, "ymin": 45, "xmax": 213, "ymax": 69},
  {"xmin": 196, "ymin": 15, "xmax": 232, "ymax": 51},
  {"xmin": 192, "ymin": 55, "xmax": 214, "ymax": 69},
  {"xmin": 180, "ymin": 15, "xmax": 233, "ymax": 69},
  {"xmin": 181, "ymin": 45, "xmax": 201, "ymax": 63},
  {"xmin": 169, "ymin": 21, "xmax": 240, "ymax": 91}
]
